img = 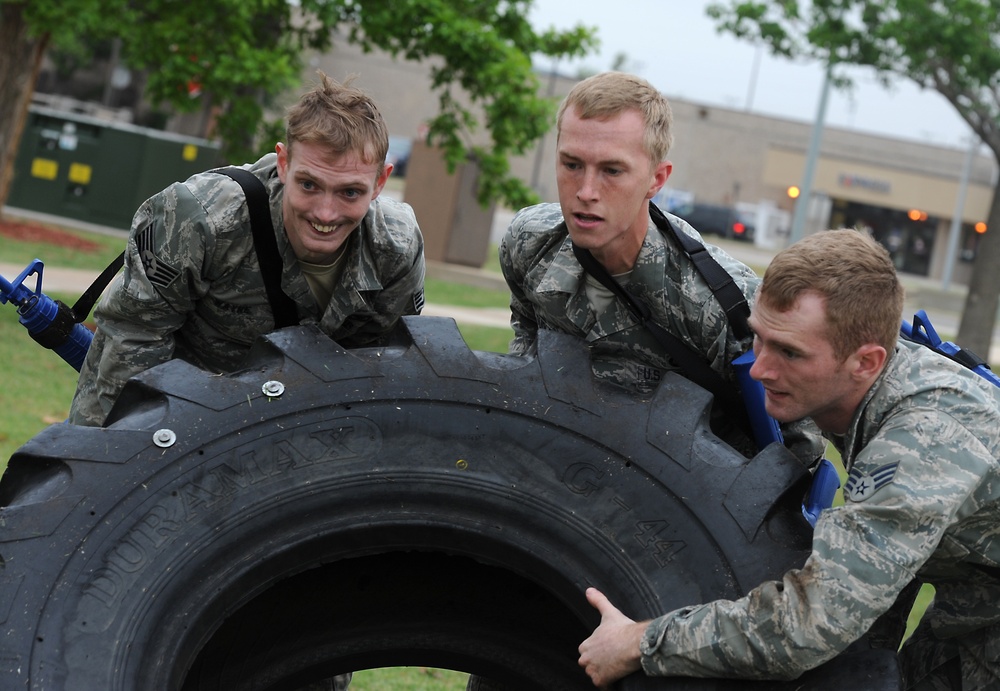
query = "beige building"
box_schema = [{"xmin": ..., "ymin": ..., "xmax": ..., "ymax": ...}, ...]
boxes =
[{"xmin": 306, "ymin": 39, "xmax": 997, "ymax": 279}]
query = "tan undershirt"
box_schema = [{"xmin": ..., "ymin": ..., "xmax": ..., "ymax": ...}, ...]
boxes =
[
  {"xmin": 584, "ymin": 269, "xmax": 633, "ymax": 316},
  {"xmin": 298, "ymin": 246, "xmax": 349, "ymax": 312}
]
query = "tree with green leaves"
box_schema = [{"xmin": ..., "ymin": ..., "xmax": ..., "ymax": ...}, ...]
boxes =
[
  {"xmin": 0, "ymin": 0, "xmax": 596, "ymax": 215},
  {"xmin": 707, "ymin": 0, "xmax": 1000, "ymax": 357}
]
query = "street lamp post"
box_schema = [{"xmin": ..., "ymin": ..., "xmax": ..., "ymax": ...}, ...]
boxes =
[
  {"xmin": 788, "ymin": 64, "xmax": 832, "ymax": 245},
  {"xmin": 942, "ymin": 135, "xmax": 979, "ymax": 291}
]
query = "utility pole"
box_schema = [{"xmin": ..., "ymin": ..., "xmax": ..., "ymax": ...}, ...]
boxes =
[
  {"xmin": 530, "ymin": 62, "xmax": 559, "ymax": 199},
  {"xmin": 744, "ymin": 45, "xmax": 763, "ymax": 112},
  {"xmin": 941, "ymin": 135, "xmax": 979, "ymax": 290},
  {"xmin": 788, "ymin": 64, "xmax": 832, "ymax": 245}
]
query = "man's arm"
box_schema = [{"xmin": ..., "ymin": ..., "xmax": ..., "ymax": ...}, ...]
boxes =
[
  {"xmin": 499, "ymin": 228, "xmax": 539, "ymax": 355},
  {"xmin": 68, "ymin": 294, "xmax": 182, "ymax": 426},
  {"xmin": 68, "ymin": 183, "xmax": 213, "ymax": 426},
  {"xmin": 327, "ymin": 200, "xmax": 426, "ymax": 348},
  {"xmin": 335, "ymin": 250, "xmax": 426, "ymax": 347},
  {"xmin": 631, "ymin": 411, "xmax": 990, "ymax": 681},
  {"xmin": 578, "ymin": 588, "xmax": 648, "ymax": 687},
  {"xmin": 68, "ymin": 235, "xmax": 192, "ymax": 425}
]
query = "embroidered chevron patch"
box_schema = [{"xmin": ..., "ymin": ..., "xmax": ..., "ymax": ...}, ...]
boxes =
[
  {"xmin": 844, "ymin": 462, "xmax": 900, "ymax": 502},
  {"xmin": 137, "ymin": 225, "xmax": 180, "ymax": 289}
]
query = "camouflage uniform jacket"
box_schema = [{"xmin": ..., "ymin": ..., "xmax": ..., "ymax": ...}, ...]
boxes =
[
  {"xmin": 69, "ymin": 153, "xmax": 425, "ymax": 426},
  {"xmin": 641, "ymin": 338, "xmax": 1000, "ymax": 680},
  {"xmin": 500, "ymin": 203, "xmax": 759, "ymax": 395}
]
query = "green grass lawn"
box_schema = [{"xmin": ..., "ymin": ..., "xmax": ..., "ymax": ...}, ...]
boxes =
[
  {"xmin": 423, "ymin": 276, "xmax": 514, "ymax": 353},
  {"xmin": 424, "ymin": 276, "xmax": 507, "ymax": 309},
  {"xmin": 350, "ymin": 667, "xmax": 467, "ymax": 690},
  {"xmin": 0, "ymin": 291, "xmax": 85, "ymax": 466},
  {"xmin": 1, "ymin": 225, "xmax": 125, "ymax": 271}
]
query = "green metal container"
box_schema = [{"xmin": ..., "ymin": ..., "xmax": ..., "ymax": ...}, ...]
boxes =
[{"xmin": 8, "ymin": 106, "xmax": 222, "ymax": 230}]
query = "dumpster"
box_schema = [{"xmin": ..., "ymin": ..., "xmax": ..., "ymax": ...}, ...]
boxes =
[{"xmin": 7, "ymin": 106, "xmax": 222, "ymax": 230}]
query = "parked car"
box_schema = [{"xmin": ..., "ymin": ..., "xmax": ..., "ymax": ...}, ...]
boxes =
[
  {"xmin": 730, "ymin": 207, "xmax": 757, "ymax": 242},
  {"xmin": 671, "ymin": 202, "xmax": 755, "ymax": 242}
]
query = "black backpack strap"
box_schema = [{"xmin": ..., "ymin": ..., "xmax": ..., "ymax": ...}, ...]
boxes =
[
  {"xmin": 67, "ymin": 167, "xmax": 299, "ymax": 329},
  {"xmin": 71, "ymin": 250, "xmax": 125, "ymax": 322},
  {"xmin": 649, "ymin": 203, "xmax": 752, "ymax": 341},
  {"xmin": 571, "ymin": 241, "xmax": 750, "ymax": 434},
  {"xmin": 216, "ymin": 166, "xmax": 299, "ymax": 328}
]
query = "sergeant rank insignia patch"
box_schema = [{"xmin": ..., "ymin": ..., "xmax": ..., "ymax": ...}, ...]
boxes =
[
  {"xmin": 137, "ymin": 225, "xmax": 181, "ymax": 288},
  {"xmin": 844, "ymin": 462, "xmax": 899, "ymax": 502}
]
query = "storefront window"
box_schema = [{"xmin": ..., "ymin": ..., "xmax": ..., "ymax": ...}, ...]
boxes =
[
  {"xmin": 829, "ymin": 200, "xmax": 938, "ymax": 276},
  {"xmin": 960, "ymin": 223, "xmax": 983, "ymax": 263}
]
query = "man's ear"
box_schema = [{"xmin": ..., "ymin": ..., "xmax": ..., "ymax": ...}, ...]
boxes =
[
  {"xmin": 852, "ymin": 343, "xmax": 887, "ymax": 381},
  {"xmin": 371, "ymin": 163, "xmax": 392, "ymax": 199},
  {"xmin": 646, "ymin": 160, "xmax": 672, "ymax": 200},
  {"xmin": 275, "ymin": 142, "xmax": 289, "ymax": 182}
]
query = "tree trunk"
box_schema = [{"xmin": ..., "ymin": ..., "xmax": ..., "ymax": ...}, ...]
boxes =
[
  {"xmin": 956, "ymin": 175, "xmax": 1000, "ymax": 360},
  {"xmin": 0, "ymin": 3, "xmax": 49, "ymax": 219}
]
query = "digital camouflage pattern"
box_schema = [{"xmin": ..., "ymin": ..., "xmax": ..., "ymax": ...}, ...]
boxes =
[
  {"xmin": 499, "ymin": 202, "xmax": 824, "ymax": 461},
  {"xmin": 500, "ymin": 203, "xmax": 759, "ymax": 395},
  {"xmin": 69, "ymin": 153, "xmax": 424, "ymax": 427},
  {"xmin": 640, "ymin": 339, "xmax": 1000, "ymax": 688}
]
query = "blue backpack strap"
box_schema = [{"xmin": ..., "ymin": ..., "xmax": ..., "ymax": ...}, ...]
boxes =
[{"xmin": 901, "ymin": 310, "xmax": 1000, "ymax": 387}]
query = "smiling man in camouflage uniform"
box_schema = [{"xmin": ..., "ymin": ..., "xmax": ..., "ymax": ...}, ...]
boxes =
[
  {"xmin": 579, "ymin": 229, "xmax": 1000, "ymax": 690},
  {"xmin": 69, "ymin": 73, "xmax": 425, "ymax": 431}
]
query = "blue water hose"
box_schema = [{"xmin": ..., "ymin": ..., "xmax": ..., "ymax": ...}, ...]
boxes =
[{"xmin": 0, "ymin": 259, "xmax": 94, "ymax": 371}]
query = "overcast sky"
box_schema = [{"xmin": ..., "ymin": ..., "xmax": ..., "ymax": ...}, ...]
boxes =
[{"xmin": 528, "ymin": 0, "xmax": 975, "ymax": 150}]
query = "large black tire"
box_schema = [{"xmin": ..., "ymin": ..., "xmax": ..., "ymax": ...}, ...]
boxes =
[{"xmin": 0, "ymin": 317, "xmax": 900, "ymax": 690}]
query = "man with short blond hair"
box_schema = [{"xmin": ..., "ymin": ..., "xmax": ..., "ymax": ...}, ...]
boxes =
[
  {"xmin": 501, "ymin": 71, "xmax": 756, "ymax": 399},
  {"xmin": 500, "ymin": 70, "xmax": 821, "ymax": 458}
]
